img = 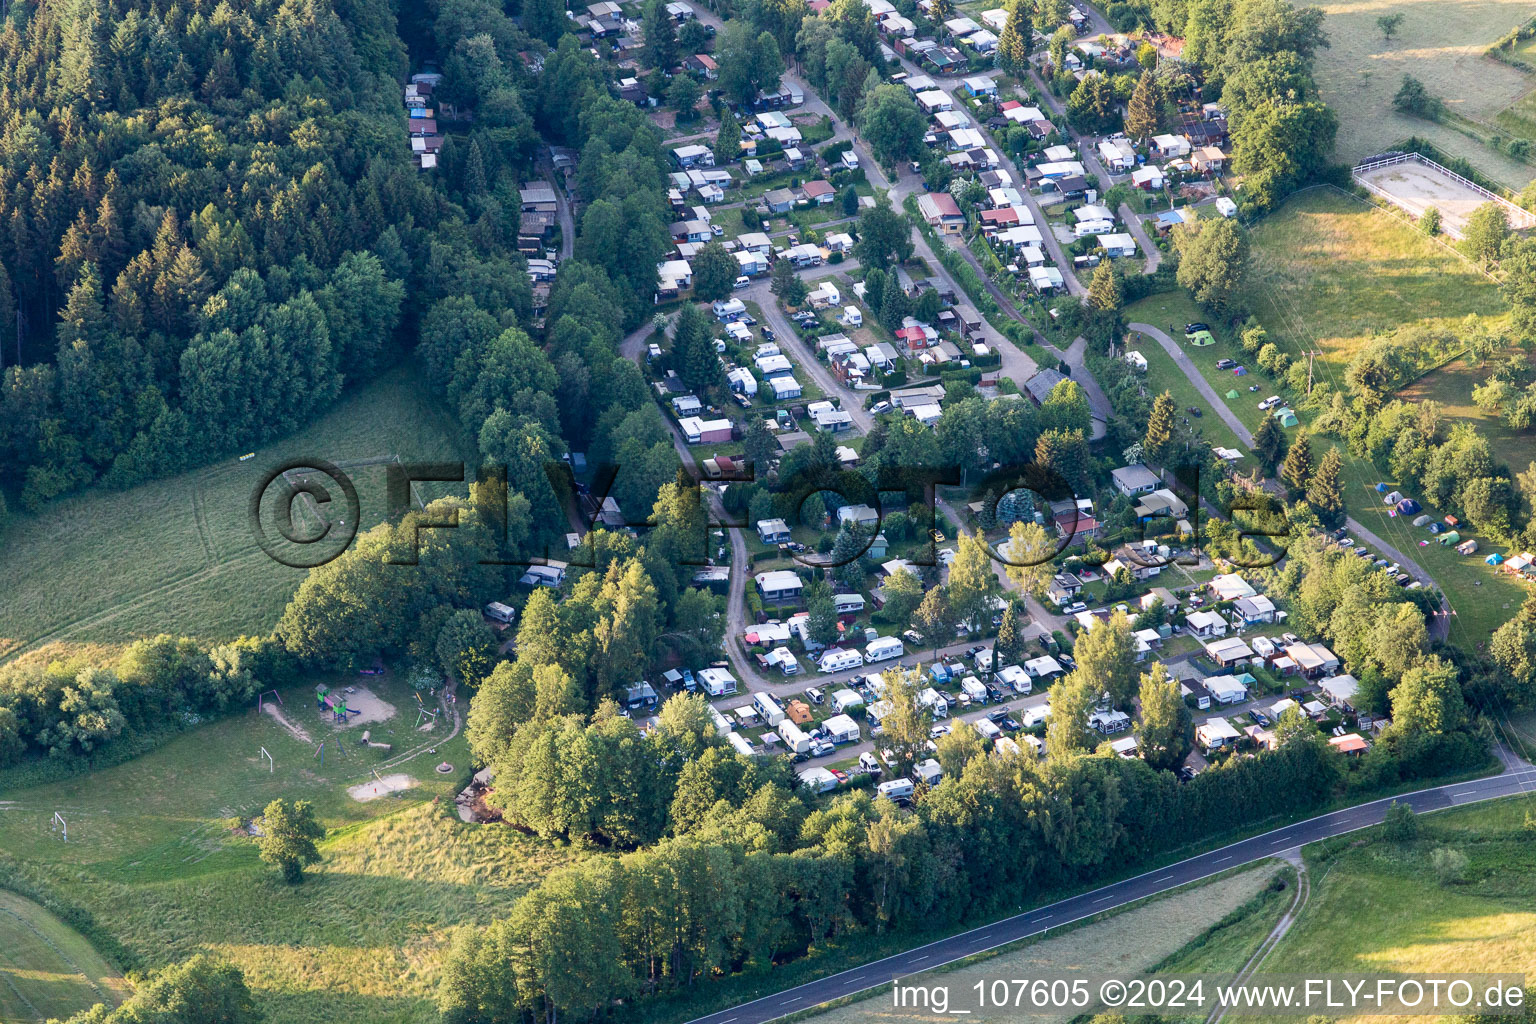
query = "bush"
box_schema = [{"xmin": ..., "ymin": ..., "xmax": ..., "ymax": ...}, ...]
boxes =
[
  {"xmin": 1381, "ymin": 801, "xmax": 1419, "ymax": 841},
  {"xmin": 1431, "ymin": 846, "xmax": 1468, "ymax": 885}
]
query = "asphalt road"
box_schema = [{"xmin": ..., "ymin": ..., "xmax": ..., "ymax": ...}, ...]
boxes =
[{"xmin": 681, "ymin": 762, "xmax": 1536, "ymax": 1024}]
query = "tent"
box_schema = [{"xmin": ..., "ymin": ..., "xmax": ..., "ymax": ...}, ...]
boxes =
[
  {"xmin": 1274, "ymin": 407, "xmax": 1298, "ymax": 427},
  {"xmin": 1225, "ymin": 389, "xmax": 1240, "ymax": 399},
  {"xmin": 1412, "ymin": 514, "xmax": 1432, "ymax": 527},
  {"xmin": 1429, "ymin": 522, "xmax": 1444, "ymax": 535},
  {"xmin": 1487, "ymin": 552, "xmax": 1506, "ymax": 566},
  {"xmin": 1383, "ymin": 490, "xmax": 1403, "ymax": 505},
  {"xmin": 1232, "ymin": 365, "xmax": 1248, "ymax": 376},
  {"xmin": 1374, "ymin": 483, "xmax": 1389, "ymax": 493},
  {"xmin": 1438, "ymin": 530, "xmax": 1461, "ymax": 545},
  {"xmin": 1396, "ymin": 498, "xmax": 1421, "ymax": 515},
  {"xmin": 1188, "ymin": 330, "xmax": 1215, "ymax": 346},
  {"xmin": 1456, "ymin": 539, "xmax": 1478, "ymax": 555}
]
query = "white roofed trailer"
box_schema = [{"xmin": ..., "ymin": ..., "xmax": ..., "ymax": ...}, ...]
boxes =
[
  {"xmin": 877, "ymin": 777, "xmax": 915, "ymax": 800},
  {"xmin": 864, "ymin": 636, "xmax": 905, "ymax": 663},
  {"xmin": 778, "ymin": 719, "xmax": 812, "ymax": 753},
  {"xmin": 961, "ymin": 676, "xmax": 988, "ymax": 703},
  {"xmin": 728, "ymin": 732, "xmax": 756, "ymax": 756},
  {"xmin": 708, "ymin": 704, "xmax": 732, "ymax": 735},
  {"xmin": 797, "ymin": 767, "xmax": 839, "ymax": 793},
  {"xmin": 819, "ymin": 649, "xmax": 863, "ymax": 673},
  {"xmin": 823, "ymin": 714, "xmax": 861, "ymax": 744},
  {"xmin": 831, "ymin": 687, "xmax": 865, "ymax": 713},
  {"xmin": 753, "ymin": 692, "xmax": 785, "ymax": 726},
  {"xmin": 699, "ymin": 667, "xmax": 738, "ymax": 696}
]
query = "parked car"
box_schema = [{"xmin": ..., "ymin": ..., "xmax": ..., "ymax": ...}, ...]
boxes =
[
  {"xmin": 829, "ymin": 768, "xmax": 848, "ymax": 783},
  {"xmin": 1282, "ymin": 632, "xmax": 1299, "ymax": 645},
  {"xmin": 871, "ymin": 400, "xmax": 892, "ymax": 414},
  {"xmin": 1185, "ymin": 322, "xmax": 1210, "ymax": 334},
  {"xmin": 1252, "ymin": 711, "xmax": 1271, "ymax": 727},
  {"xmin": 930, "ymin": 723, "xmax": 951, "ymax": 739},
  {"xmin": 902, "ymin": 629, "xmax": 923, "ymax": 645},
  {"xmin": 1059, "ymin": 653, "xmax": 1077, "ymax": 669},
  {"xmin": 805, "ymin": 686, "xmax": 825, "ymax": 705},
  {"xmin": 761, "ymin": 326, "xmax": 776, "ymax": 341},
  {"xmin": 1216, "ymin": 358, "xmax": 1235, "ymax": 370}
]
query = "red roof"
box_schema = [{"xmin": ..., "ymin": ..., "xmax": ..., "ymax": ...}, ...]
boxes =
[
  {"xmin": 980, "ymin": 207, "xmax": 1020, "ymax": 225},
  {"xmin": 802, "ymin": 179, "xmax": 835, "ymax": 198},
  {"xmin": 919, "ymin": 192, "xmax": 963, "ymax": 218},
  {"xmin": 999, "ymin": 100, "xmax": 1022, "ymax": 111},
  {"xmin": 1054, "ymin": 510, "xmax": 1099, "ymax": 535}
]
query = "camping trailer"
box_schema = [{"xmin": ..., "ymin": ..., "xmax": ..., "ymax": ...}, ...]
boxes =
[
  {"xmin": 753, "ymin": 692, "xmax": 786, "ymax": 726},
  {"xmin": 778, "ymin": 720, "xmax": 812, "ymax": 754},
  {"xmin": 728, "ymin": 732, "xmax": 756, "ymax": 756},
  {"xmin": 823, "ymin": 714, "xmax": 861, "ymax": 744},
  {"xmin": 877, "ymin": 777, "xmax": 915, "ymax": 801}
]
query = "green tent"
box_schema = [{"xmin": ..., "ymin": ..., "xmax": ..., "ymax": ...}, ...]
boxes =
[
  {"xmin": 1438, "ymin": 530, "xmax": 1461, "ymax": 545},
  {"xmin": 1225, "ymin": 389, "xmax": 1240, "ymax": 399},
  {"xmin": 1275, "ymin": 407, "xmax": 1298, "ymax": 427},
  {"xmin": 1187, "ymin": 330, "xmax": 1215, "ymax": 346}
]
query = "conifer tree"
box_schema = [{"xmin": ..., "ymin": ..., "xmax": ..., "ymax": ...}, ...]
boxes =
[
  {"xmin": 1125, "ymin": 69, "xmax": 1161, "ymax": 140},
  {"xmin": 1282, "ymin": 429, "xmax": 1315, "ymax": 493},
  {"xmin": 1306, "ymin": 445, "xmax": 1345, "ymax": 526},
  {"xmin": 1251, "ymin": 408, "xmax": 1289, "ymax": 476},
  {"xmin": 1143, "ymin": 391, "xmax": 1176, "ymax": 466},
  {"xmin": 996, "ymin": 2, "xmax": 1033, "ymax": 75},
  {"xmin": 1087, "ymin": 261, "xmax": 1121, "ymax": 311}
]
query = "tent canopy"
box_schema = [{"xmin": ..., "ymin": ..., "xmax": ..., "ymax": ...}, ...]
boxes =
[
  {"xmin": 1225, "ymin": 389, "xmax": 1240, "ymax": 399},
  {"xmin": 1438, "ymin": 530, "xmax": 1461, "ymax": 544}
]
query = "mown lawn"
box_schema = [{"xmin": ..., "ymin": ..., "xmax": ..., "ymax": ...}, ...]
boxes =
[
  {"xmin": 0, "ymin": 366, "xmax": 471, "ymax": 660},
  {"xmin": 1240, "ymin": 189, "xmax": 1507, "ymax": 378},
  {"xmin": 0, "ymin": 675, "xmax": 581, "ymax": 1024}
]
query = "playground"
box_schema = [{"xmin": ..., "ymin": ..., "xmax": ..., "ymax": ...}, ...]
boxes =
[
  {"xmin": 0, "ymin": 671, "xmax": 559, "ymax": 1024},
  {"xmin": 312, "ymin": 684, "xmax": 396, "ymax": 728}
]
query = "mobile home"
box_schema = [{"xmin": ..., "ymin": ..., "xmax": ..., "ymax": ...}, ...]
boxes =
[{"xmin": 864, "ymin": 636, "xmax": 905, "ymax": 663}]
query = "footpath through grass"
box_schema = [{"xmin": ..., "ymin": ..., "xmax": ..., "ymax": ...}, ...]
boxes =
[
  {"xmin": 0, "ymin": 675, "xmax": 582, "ymax": 1024},
  {"xmin": 0, "ymin": 366, "xmax": 470, "ymax": 660},
  {"xmin": 1249, "ymin": 795, "xmax": 1536, "ymax": 1024}
]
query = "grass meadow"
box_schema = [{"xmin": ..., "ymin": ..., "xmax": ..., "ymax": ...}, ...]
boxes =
[
  {"xmin": 1310, "ymin": 0, "xmax": 1536, "ymax": 188},
  {"xmin": 803, "ymin": 865, "xmax": 1282, "ymax": 1024},
  {"xmin": 0, "ymin": 675, "xmax": 582, "ymax": 1024},
  {"xmin": 0, "ymin": 366, "xmax": 471, "ymax": 661},
  {"xmin": 1125, "ymin": 189, "xmax": 1526, "ymax": 642},
  {"xmin": 0, "ymin": 889, "xmax": 131, "ymax": 1023},
  {"xmin": 1248, "ymin": 795, "xmax": 1536, "ymax": 1024},
  {"xmin": 1241, "ymin": 189, "xmax": 1506, "ymax": 380}
]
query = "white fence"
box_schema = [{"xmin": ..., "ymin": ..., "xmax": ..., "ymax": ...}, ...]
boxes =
[{"xmin": 1352, "ymin": 151, "xmax": 1536, "ymax": 230}]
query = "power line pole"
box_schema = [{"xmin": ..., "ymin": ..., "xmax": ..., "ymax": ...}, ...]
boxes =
[{"xmin": 1302, "ymin": 349, "xmax": 1322, "ymax": 394}]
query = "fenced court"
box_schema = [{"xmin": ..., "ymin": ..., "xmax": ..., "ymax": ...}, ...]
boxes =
[{"xmin": 1353, "ymin": 152, "xmax": 1536, "ymax": 238}]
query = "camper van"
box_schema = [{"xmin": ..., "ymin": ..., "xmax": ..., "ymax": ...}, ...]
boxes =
[
  {"xmin": 960, "ymin": 676, "xmax": 989, "ymax": 704},
  {"xmin": 877, "ymin": 777, "xmax": 915, "ymax": 801},
  {"xmin": 974, "ymin": 718, "xmax": 1001, "ymax": 741},
  {"xmin": 864, "ymin": 636, "xmax": 905, "ymax": 663},
  {"xmin": 753, "ymin": 692, "xmax": 786, "ymax": 726},
  {"xmin": 778, "ymin": 719, "xmax": 812, "ymax": 754},
  {"xmin": 859, "ymin": 751, "xmax": 884, "ymax": 775}
]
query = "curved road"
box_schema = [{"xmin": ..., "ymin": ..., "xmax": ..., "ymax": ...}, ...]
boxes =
[
  {"xmin": 684, "ymin": 760, "xmax": 1536, "ymax": 1024},
  {"xmin": 1126, "ymin": 322, "xmax": 1446, "ymax": 625}
]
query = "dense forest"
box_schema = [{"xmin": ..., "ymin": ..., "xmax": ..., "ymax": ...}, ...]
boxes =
[{"xmin": 0, "ymin": 0, "xmax": 676, "ymax": 524}]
